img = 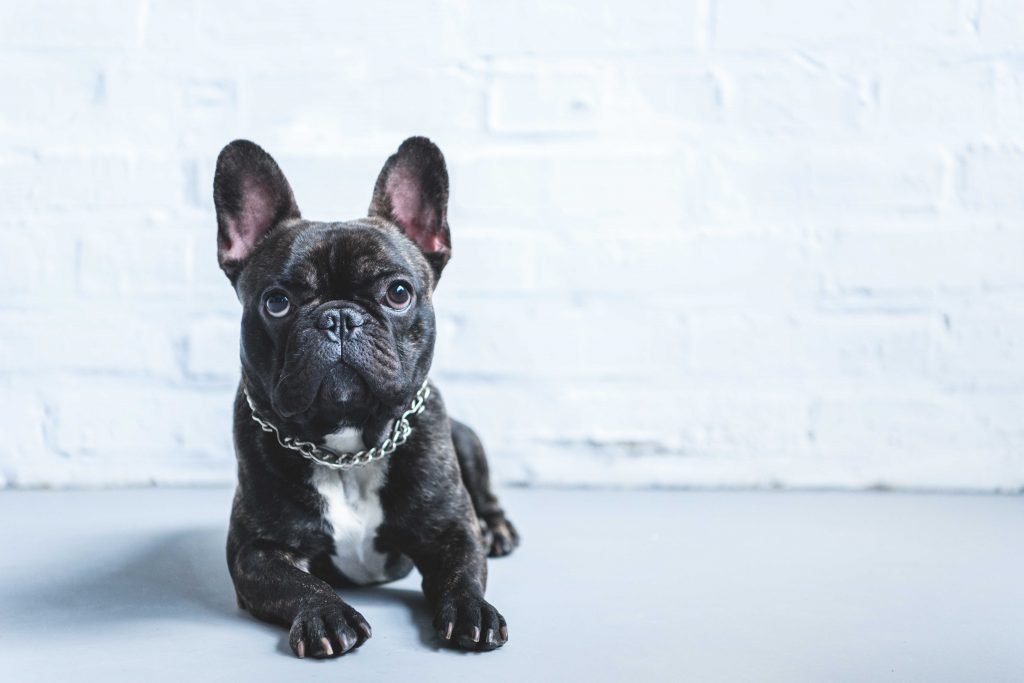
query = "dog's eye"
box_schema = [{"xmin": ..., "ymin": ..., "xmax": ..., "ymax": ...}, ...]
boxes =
[
  {"xmin": 264, "ymin": 292, "xmax": 291, "ymax": 318},
  {"xmin": 383, "ymin": 281, "xmax": 414, "ymax": 310}
]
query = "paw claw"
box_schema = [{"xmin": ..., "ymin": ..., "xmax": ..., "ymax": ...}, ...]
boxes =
[
  {"xmin": 436, "ymin": 595, "xmax": 506, "ymax": 651},
  {"xmin": 290, "ymin": 602, "xmax": 371, "ymax": 660}
]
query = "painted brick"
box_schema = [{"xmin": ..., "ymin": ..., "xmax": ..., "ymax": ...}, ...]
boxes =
[
  {"xmin": 490, "ymin": 69, "xmax": 606, "ymax": 134},
  {"xmin": 432, "ymin": 297, "xmax": 689, "ymax": 380},
  {"xmin": 878, "ymin": 60, "xmax": 1001, "ymax": 142},
  {"xmin": 687, "ymin": 311, "xmax": 937, "ymax": 385},
  {"xmin": 185, "ymin": 315, "xmax": 241, "ymax": 379},
  {"xmin": 0, "ymin": 0, "xmax": 142, "ymax": 49},
  {"xmin": 821, "ymin": 230, "xmax": 1024, "ymax": 293},
  {"xmin": 458, "ymin": 0, "xmax": 700, "ymax": 55},
  {"xmin": 726, "ymin": 56, "xmax": 869, "ymax": 133},
  {"xmin": 46, "ymin": 378, "xmax": 234, "ymax": 461},
  {"xmin": 959, "ymin": 148, "xmax": 1024, "ymax": 209},
  {"xmin": 975, "ymin": 0, "xmax": 1024, "ymax": 50},
  {"xmin": 709, "ymin": 146, "xmax": 949, "ymax": 218},
  {"xmin": 0, "ymin": 310, "xmax": 180, "ymax": 378},
  {"xmin": 76, "ymin": 229, "xmax": 193, "ymax": 296},
  {"xmin": 714, "ymin": 0, "xmax": 975, "ymax": 50}
]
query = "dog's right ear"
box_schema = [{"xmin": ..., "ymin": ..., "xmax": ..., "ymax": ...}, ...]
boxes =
[{"xmin": 213, "ymin": 140, "xmax": 300, "ymax": 283}]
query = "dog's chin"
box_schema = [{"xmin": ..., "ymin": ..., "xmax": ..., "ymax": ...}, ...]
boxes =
[
  {"xmin": 310, "ymin": 370, "xmax": 375, "ymax": 427},
  {"xmin": 270, "ymin": 364, "xmax": 370, "ymax": 424}
]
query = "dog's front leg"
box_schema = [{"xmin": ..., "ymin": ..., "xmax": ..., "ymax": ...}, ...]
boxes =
[
  {"xmin": 407, "ymin": 522, "xmax": 508, "ymax": 651},
  {"xmin": 229, "ymin": 539, "xmax": 372, "ymax": 658}
]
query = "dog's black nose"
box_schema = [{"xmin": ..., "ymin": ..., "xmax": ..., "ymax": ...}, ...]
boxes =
[{"xmin": 317, "ymin": 309, "xmax": 365, "ymax": 337}]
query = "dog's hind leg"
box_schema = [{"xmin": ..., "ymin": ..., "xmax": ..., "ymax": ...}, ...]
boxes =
[{"xmin": 450, "ymin": 418, "xmax": 520, "ymax": 557}]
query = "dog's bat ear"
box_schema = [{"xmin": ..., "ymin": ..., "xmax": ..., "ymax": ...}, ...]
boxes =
[
  {"xmin": 213, "ymin": 140, "xmax": 300, "ymax": 283},
  {"xmin": 369, "ymin": 136, "xmax": 451, "ymax": 278}
]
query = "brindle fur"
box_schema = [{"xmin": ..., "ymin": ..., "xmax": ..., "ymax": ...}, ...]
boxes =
[{"xmin": 214, "ymin": 137, "xmax": 518, "ymax": 658}]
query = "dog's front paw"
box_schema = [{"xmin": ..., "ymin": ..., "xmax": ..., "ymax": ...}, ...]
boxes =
[
  {"xmin": 289, "ymin": 601, "xmax": 372, "ymax": 659},
  {"xmin": 435, "ymin": 594, "xmax": 508, "ymax": 651},
  {"xmin": 480, "ymin": 513, "xmax": 520, "ymax": 558}
]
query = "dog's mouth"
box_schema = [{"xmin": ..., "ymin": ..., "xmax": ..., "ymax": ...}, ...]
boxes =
[
  {"xmin": 280, "ymin": 364, "xmax": 409, "ymax": 448},
  {"xmin": 313, "ymin": 364, "xmax": 376, "ymax": 423},
  {"xmin": 273, "ymin": 362, "xmax": 372, "ymax": 420}
]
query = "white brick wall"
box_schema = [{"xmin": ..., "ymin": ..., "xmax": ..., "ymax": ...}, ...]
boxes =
[{"xmin": 1, "ymin": 0, "xmax": 1022, "ymax": 491}]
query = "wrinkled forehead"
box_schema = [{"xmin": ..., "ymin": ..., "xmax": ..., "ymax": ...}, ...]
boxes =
[{"xmin": 242, "ymin": 219, "xmax": 429, "ymax": 295}]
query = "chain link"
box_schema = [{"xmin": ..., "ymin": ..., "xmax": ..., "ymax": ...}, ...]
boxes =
[{"xmin": 242, "ymin": 380, "xmax": 431, "ymax": 471}]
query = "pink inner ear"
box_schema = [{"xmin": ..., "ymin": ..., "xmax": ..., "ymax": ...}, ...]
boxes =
[
  {"xmin": 222, "ymin": 179, "xmax": 276, "ymax": 261},
  {"xmin": 386, "ymin": 167, "xmax": 445, "ymax": 254}
]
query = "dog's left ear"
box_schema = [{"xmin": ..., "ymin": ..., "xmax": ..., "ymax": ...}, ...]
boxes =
[{"xmin": 369, "ymin": 136, "xmax": 451, "ymax": 278}]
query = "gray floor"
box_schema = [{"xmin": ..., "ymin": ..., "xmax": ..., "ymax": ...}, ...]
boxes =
[{"xmin": 0, "ymin": 488, "xmax": 1021, "ymax": 682}]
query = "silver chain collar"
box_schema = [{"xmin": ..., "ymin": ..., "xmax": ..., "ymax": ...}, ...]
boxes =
[{"xmin": 242, "ymin": 380, "xmax": 431, "ymax": 471}]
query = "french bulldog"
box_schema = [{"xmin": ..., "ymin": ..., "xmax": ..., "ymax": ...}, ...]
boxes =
[{"xmin": 214, "ymin": 136, "xmax": 519, "ymax": 658}]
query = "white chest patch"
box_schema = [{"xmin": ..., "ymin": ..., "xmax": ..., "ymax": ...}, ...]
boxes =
[
  {"xmin": 323, "ymin": 427, "xmax": 365, "ymax": 454},
  {"xmin": 311, "ymin": 429, "xmax": 394, "ymax": 585}
]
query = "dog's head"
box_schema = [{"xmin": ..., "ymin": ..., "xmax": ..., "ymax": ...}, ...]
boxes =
[{"xmin": 213, "ymin": 137, "xmax": 451, "ymax": 443}]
